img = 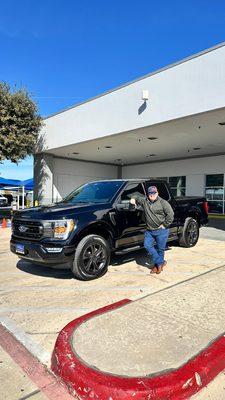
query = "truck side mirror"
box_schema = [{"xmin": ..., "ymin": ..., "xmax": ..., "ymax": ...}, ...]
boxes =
[{"xmin": 115, "ymin": 201, "xmax": 135, "ymax": 211}]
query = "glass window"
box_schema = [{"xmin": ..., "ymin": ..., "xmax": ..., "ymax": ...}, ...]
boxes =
[
  {"xmin": 61, "ymin": 181, "xmax": 124, "ymax": 204},
  {"xmin": 169, "ymin": 176, "xmax": 186, "ymax": 187},
  {"xmin": 205, "ymin": 174, "xmax": 225, "ymax": 214},
  {"xmin": 168, "ymin": 176, "xmax": 186, "ymax": 197},
  {"xmin": 205, "ymin": 187, "xmax": 224, "ymax": 201},
  {"xmin": 207, "ymin": 202, "xmax": 224, "ymax": 214},
  {"xmin": 121, "ymin": 183, "xmax": 145, "ymax": 201},
  {"xmin": 206, "ymin": 174, "xmax": 224, "ymax": 187},
  {"xmin": 170, "ymin": 188, "xmax": 186, "ymax": 197}
]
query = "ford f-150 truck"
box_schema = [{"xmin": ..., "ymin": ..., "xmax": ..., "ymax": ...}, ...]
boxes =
[{"xmin": 10, "ymin": 179, "xmax": 208, "ymax": 280}]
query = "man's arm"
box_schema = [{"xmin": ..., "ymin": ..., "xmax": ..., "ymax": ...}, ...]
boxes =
[
  {"xmin": 130, "ymin": 194, "xmax": 146, "ymax": 207},
  {"xmin": 162, "ymin": 200, "xmax": 174, "ymax": 228}
]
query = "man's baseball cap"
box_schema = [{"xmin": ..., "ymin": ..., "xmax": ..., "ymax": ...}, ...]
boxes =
[{"xmin": 148, "ymin": 186, "xmax": 158, "ymax": 195}]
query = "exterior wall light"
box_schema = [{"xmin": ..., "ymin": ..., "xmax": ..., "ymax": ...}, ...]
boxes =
[{"xmin": 142, "ymin": 90, "xmax": 149, "ymax": 101}]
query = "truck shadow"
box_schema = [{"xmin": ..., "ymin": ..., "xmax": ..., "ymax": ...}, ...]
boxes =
[
  {"xmin": 16, "ymin": 259, "xmax": 74, "ymax": 279},
  {"xmin": 16, "ymin": 246, "xmax": 174, "ymax": 279}
]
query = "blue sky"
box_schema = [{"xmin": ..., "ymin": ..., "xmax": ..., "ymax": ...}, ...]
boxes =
[{"xmin": 0, "ymin": 0, "xmax": 225, "ymax": 180}]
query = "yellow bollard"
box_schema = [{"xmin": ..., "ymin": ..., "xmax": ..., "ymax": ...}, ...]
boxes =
[{"xmin": 34, "ymin": 200, "xmax": 39, "ymax": 207}]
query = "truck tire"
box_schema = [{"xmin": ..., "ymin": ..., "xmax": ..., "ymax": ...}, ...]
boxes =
[
  {"xmin": 72, "ymin": 234, "xmax": 110, "ymax": 280},
  {"xmin": 178, "ymin": 217, "xmax": 199, "ymax": 248}
]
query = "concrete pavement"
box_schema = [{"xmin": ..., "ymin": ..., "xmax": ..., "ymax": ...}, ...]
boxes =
[
  {"xmin": 72, "ymin": 265, "xmax": 225, "ymax": 376},
  {"xmin": 53, "ymin": 265, "xmax": 225, "ymax": 399},
  {"xmin": 1, "ymin": 224, "xmax": 225, "ymax": 398},
  {"xmin": 200, "ymin": 217, "xmax": 225, "ymax": 241}
]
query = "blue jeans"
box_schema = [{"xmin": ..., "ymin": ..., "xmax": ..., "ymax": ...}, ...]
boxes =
[{"xmin": 144, "ymin": 228, "xmax": 169, "ymax": 266}]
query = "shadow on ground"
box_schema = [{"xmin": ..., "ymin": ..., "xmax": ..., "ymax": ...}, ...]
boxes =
[
  {"xmin": 16, "ymin": 247, "xmax": 175, "ymax": 279},
  {"xmin": 17, "ymin": 259, "xmax": 74, "ymax": 279},
  {"xmin": 208, "ymin": 218, "xmax": 225, "ymax": 231},
  {"xmin": 111, "ymin": 246, "xmax": 173, "ymax": 269}
]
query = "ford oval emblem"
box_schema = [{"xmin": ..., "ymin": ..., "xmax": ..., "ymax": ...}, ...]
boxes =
[{"xmin": 19, "ymin": 225, "xmax": 28, "ymax": 233}]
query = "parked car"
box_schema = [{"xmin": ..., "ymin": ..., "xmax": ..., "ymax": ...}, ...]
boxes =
[
  {"xmin": 10, "ymin": 179, "xmax": 208, "ymax": 280},
  {"xmin": 0, "ymin": 194, "xmax": 8, "ymax": 207},
  {"xmin": 3, "ymin": 194, "xmax": 13, "ymax": 206}
]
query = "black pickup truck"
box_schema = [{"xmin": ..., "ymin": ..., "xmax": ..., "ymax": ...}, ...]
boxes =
[{"xmin": 10, "ymin": 179, "xmax": 208, "ymax": 280}]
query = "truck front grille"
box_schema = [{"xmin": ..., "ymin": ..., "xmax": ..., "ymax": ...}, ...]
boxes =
[{"xmin": 12, "ymin": 219, "xmax": 43, "ymax": 240}]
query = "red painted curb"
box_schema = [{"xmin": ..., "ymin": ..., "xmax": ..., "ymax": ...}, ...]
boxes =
[
  {"xmin": 52, "ymin": 299, "xmax": 225, "ymax": 399},
  {"xmin": 0, "ymin": 323, "xmax": 75, "ymax": 400}
]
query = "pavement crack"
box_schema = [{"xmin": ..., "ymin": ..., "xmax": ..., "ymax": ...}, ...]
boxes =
[
  {"xmin": 26, "ymin": 331, "xmax": 59, "ymax": 335},
  {"xmin": 133, "ymin": 263, "xmax": 225, "ymax": 304},
  {"xmin": 18, "ymin": 389, "xmax": 41, "ymax": 400}
]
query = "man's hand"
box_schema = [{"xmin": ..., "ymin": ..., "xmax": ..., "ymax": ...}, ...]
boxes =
[
  {"xmin": 159, "ymin": 224, "xmax": 165, "ymax": 229},
  {"xmin": 130, "ymin": 198, "xmax": 136, "ymax": 205}
]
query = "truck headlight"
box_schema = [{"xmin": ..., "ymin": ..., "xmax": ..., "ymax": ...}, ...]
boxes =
[{"xmin": 53, "ymin": 219, "xmax": 75, "ymax": 240}]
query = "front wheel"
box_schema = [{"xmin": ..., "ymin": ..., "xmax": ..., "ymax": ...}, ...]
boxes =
[
  {"xmin": 72, "ymin": 234, "xmax": 110, "ymax": 280},
  {"xmin": 178, "ymin": 217, "xmax": 199, "ymax": 248}
]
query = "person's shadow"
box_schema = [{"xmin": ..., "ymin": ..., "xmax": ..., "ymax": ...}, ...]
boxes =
[
  {"xmin": 111, "ymin": 245, "xmax": 173, "ymax": 269},
  {"xmin": 111, "ymin": 248, "xmax": 155, "ymax": 270}
]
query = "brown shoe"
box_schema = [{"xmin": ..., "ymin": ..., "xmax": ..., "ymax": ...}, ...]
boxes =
[
  {"xmin": 156, "ymin": 264, "xmax": 163, "ymax": 274},
  {"xmin": 150, "ymin": 266, "xmax": 158, "ymax": 274}
]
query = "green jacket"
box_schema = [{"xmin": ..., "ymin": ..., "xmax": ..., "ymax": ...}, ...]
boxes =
[{"xmin": 133, "ymin": 195, "xmax": 174, "ymax": 230}]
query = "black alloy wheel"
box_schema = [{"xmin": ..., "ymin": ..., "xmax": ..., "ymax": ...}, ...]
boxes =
[
  {"xmin": 179, "ymin": 217, "xmax": 199, "ymax": 248},
  {"xmin": 82, "ymin": 242, "xmax": 107, "ymax": 275},
  {"xmin": 186, "ymin": 220, "xmax": 199, "ymax": 245},
  {"xmin": 72, "ymin": 234, "xmax": 110, "ymax": 280}
]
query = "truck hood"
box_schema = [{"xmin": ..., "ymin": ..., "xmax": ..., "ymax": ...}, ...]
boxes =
[{"xmin": 13, "ymin": 202, "xmax": 107, "ymax": 220}]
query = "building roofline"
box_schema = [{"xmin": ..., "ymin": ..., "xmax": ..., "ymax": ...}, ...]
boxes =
[{"xmin": 44, "ymin": 41, "xmax": 225, "ymax": 121}]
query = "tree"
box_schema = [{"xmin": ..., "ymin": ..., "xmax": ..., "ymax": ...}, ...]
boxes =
[{"xmin": 0, "ymin": 82, "xmax": 43, "ymax": 163}]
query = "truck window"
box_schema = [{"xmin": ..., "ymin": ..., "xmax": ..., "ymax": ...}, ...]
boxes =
[
  {"xmin": 145, "ymin": 181, "xmax": 170, "ymax": 201},
  {"xmin": 62, "ymin": 181, "xmax": 124, "ymax": 204},
  {"xmin": 121, "ymin": 183, "xmax": 145, "ymax": 201}
]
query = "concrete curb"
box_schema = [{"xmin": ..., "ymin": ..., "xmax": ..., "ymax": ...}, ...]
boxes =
[{"xmin": 51, "ymin": 299, "xmax": 225, "ymax": 399}]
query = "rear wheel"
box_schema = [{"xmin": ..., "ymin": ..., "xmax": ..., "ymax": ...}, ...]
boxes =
[
  {"xmin": 178, "ymin": 217, "xmax": 199, "ymax": 247},
  {"xmin": 72, "ymin": 234, "xmax": 110, "ymax": 280}
]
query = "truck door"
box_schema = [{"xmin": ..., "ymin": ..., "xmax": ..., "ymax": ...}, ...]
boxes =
[{"xmin": 114, "ymin": 182, "xmax": 146, "ymax": 248}]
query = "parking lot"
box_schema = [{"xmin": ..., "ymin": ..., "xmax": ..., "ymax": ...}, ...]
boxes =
[{"xmin": 1, "ymin": 222, "xmax": 225, "ymax": 399}]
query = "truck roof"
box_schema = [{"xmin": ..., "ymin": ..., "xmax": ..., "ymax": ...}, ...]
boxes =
[{"xmin": 88, "ymin": 178, "xmax": 167, "ymax": 184}]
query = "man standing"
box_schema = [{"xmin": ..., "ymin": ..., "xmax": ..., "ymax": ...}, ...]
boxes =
[{"xmin": 130, "ymin": 186, "xmax": 174, "ymax": 274}]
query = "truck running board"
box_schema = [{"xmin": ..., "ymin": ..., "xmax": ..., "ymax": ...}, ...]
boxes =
[{"xmin": 115, "ymin": 245, "xmax": 142, "ymax": 255}]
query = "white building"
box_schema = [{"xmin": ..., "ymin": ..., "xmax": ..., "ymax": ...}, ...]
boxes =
[{"xmin": 35, "ymin": 42, "xmax": 225, "ymax": 214}]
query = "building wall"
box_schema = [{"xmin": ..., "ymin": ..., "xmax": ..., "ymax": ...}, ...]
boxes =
[
  {"xmin": 53, "ymin": 158, "xmax": 118, "ymax": 201},
  {"xmin": 42, "ymin": 45, "xmax": 225, "ymax": 151},
  {"xmin": 34, "ymin": 157, "xmax": 118, "ymax": 204},
  {"xmin": 122, "ymin": 154, "xmax": 225, "ymax": 196},
  {"xmin": 35, "ymin": 153, "xmax": 225, "ymax": 204}
]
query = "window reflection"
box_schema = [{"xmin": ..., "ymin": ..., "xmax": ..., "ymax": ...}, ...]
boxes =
[{"xmin": 205, "ymin": 174, "xmax": 224, "ymax": 214}]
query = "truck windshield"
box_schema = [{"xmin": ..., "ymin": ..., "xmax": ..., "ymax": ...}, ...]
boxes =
[{"xmin": 61, "ymin": 181, "xmax": 124, "ymax": 204}]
